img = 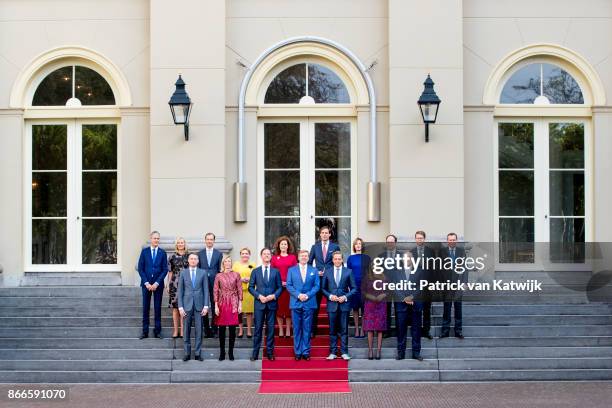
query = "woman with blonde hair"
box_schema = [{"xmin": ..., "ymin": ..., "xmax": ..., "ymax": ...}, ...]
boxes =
[
  {"xmin": 214, "ymin": 255, "xmax": 243, "ymax": 360},
  {"xmin": 233, "ymin": 248, "xmax": 256, "ymax": 338},
  {"xmin": 167, "ymin": 237, "xmax": 190, "ymax": 338}
]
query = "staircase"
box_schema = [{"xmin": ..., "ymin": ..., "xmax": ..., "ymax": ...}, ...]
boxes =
[{"xmin": 0, "ymin": 270, "xmax": 611, "ymax": 383}]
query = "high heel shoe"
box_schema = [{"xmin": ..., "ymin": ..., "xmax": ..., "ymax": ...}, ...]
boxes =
[
  {"xmin": 368, "ymin": 349, "xmax": 374, "ymax": 360},
  {"xmin": 219, "ymin": 352, "xmax": 226, "ymax": 361},
  {"xmin": 375, "ymin": 349, "xmax": 382, "ymax": 360},
  {"xmin": 229, "ymin": 351, "xmax": 234, "ymax": 361}
]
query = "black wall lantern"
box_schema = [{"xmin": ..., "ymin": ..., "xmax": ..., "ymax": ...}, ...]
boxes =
[
  {"xmin": 168, "ymin": 74, "xmax": 192, "ymax": 141},
  {"xmin": 417, "ymin": 74, "xmax": 441, "ymax": 142}
]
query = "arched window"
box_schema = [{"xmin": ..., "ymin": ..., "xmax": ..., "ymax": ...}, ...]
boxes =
[
  {"xmin": 264, "ymin": 63, "xmax": 350, "ymax": 104},
  {"xmin": 500, "ymin": 62, "xmax": 583, "ymax": 104},
  {"xmin": 32, "ymin": 65, "xmax": 115, "ymax": 106}
]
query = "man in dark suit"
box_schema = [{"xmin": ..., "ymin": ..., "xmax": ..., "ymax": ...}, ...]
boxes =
[
  {"xmin": 308, "ymin": 226, "xmax": 340, "ymax": 336},
  {"xmin": 178, "ymin": 253, "xmax": 210, "ymax": 361},
  {"xmin": 382, "ymin": 234, "xmax": 400, "ymax": 338},
  {"xmin": 438, "ymin": 232, "xmax": 466, "ymax": 339},
  {"xmin": 249, "ymin": 248, "xmax": 283, "ymax": 361},
  {"xmin": 322, "ymin": 251, "xmax": 357, "ymax": 360},
  {"xmin": 197, "ymin": 232, "xmax": 222, "ymax": 338},
  {"xmin": 410, "ymin": 230, "xmax": 436, "ymax": 340},
  {"xmin": 137, "ymin": 231, "xmax": 168, "ymax": 339}
]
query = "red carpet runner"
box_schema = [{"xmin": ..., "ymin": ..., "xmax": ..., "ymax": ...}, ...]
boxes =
[{"xmin": 259, "ymin": 300, "xmax": 351, "ymax": 394}]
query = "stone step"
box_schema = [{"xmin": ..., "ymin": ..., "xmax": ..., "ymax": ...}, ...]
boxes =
[
  {"xmin": 438, "ymin": 369, "xmax": 612, "ymax": 381},
  {"xmin": 170, "ymin": 370, "xmax": 258, "ymax": 383},
  {"xmin": 0, "ymin": 371, "xmax": 171, "ymax": 383},
  {"xmin": 438, "ymin": 357, "xmax": 612, "ymax": 370},
  {"xmin": 0, "ymin": 287, "xmax": 142, "ymax": 298},
  {"xmin": 436, "ymin": 346, "xmax": 612, "ymax": 358},
  {"xmin": 349, "ymin": 369, "xmax": 440, "ymax": 382},
  {"xmin": 0, "ymin": 360, "xmax": 172, "ymax": 371},
  {"xmin": 0, "ymin": 348, "xmax": 174, "ymax": 360}
]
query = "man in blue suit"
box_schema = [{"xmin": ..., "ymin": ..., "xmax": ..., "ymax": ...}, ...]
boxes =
[
  {"xmin": 286, "ymin": 249, "xmax": 320, "ymax": 361},
  {"xmin": 322, "ymin": 251, "xmax": 357, "ymax": 360},
  {"xmin": 197, "ymin": 232, "xmax": 222, "ymax": 338},
  {"xmin": 137, "ymin": 231, "xmax": 168, "ymax": 339},
  {"xmin": 249, "ymin": 248, "xmax": 283, "ymax": 361},
  {"xmin": 308, "ymin": 226, "xmax": 340, "ymax": 336}
]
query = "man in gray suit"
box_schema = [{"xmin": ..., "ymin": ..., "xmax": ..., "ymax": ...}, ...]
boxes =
[{"xmin": 178, "ymin": 253, "xmax": 210, "ymax": 361}]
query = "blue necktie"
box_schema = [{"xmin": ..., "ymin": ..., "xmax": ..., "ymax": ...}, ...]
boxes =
[
  {"xmin": 152, "ymin": 248, "xmax": 157, "ymax": 262},
  {"xmin": 264, "ymin": 267, "xmax": 269, "ymax": 283},
  {"xmin": 191, "ymin": 269, "xmax": 196, "ymax": 288}
]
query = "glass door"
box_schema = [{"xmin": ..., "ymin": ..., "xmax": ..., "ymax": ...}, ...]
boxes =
[{"xmin": 26, "ymin": 120, "xmax": 119, "ymax": 270}]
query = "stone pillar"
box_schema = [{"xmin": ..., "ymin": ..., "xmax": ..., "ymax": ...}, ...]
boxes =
[
  {"xmin": 388, "ymin": 0, "xmax": 464, "ymax": 240},
  {"xmin": 149, "ymin": 0, "xmax": 226, "ymax": 239}
]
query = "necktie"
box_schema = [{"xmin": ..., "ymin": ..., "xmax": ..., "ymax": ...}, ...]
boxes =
[
  {"xmin": 191, "ymin": 268, "xmax": 196, "ymax": 288},
  {"xmin": 152, "ymin": 247, "xmax": 157, "ymax": 262},
  {"xmin": 322, "ymin": 242, "xmax": 327, "ymax": 260},
  {"xmin": 335, "ymin": 268, "xmax": 340, "ymax": 285},
  {"xmin": 264, "ymin": 267, "xmax": 269, "ymax": 283},
  {"xmin": 207, "ymin": 250, "xmax": 212, "ymax": 266}
]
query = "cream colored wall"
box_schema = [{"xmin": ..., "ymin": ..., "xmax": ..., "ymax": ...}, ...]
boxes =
[
  {"xmin": 388, "ymin": 0, "xmax": 464, "ymax": 240},
  {"xmin": 463, "ymin": 0, "xmax": 612, "ymax": 245},
  {"xmin": 0, "ymin": 0, "xmax": 150, "ymax": 285}
]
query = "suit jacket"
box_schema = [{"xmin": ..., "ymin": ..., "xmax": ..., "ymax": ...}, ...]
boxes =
[
  {"xmin": 378, "ymin": 249, "xmax": 416, "ymax": 309},
  {"xmin": 198, "ymin": 248, "xmax": 223, "ymax": 286},
  {"xmin": 286, "ymin": 264, "xmax": 320, "ymax": 309},
  {"xmin": 439, "ymin": 246, "xmax": 468, "ymax": 301},
  {"xmin": 411, "ymin": 245, "xmax": 438, "ymax": 302},
  {"xmin": 137, "ymin": 246, "xmax": 168, "ymax": 287},
  {"xmin": 248, "ymin": 265, "xmax": 283, "ymax": 311},
  {"xmin": 308, "ymin": 240, "xmax": 340, "ymax": 272},
  {"xmin": 322, "ymin": 266, "xmax": 357, "ymax": 312},
  {"xmin": 177, "ymin": 267, "xmax": 210, "ymax": 312}
]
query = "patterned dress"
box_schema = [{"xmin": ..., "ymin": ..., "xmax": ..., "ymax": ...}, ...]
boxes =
[
  {"xmin": 233, "ymin": 261, "xmax": 256, "ymax": 313},
  {"xmin": 213, "ymin": 271, "xmax": 243, "ymax": 326},
  {"xmin": 362, "ymin": 274, "xmax": 387, "ymax": 332},
  {"xmin": 168, "ymin": 252, "xmax": 189, "ymax": 308},
  {"xmin": 271, "ymin": 253, "xmax": 297, "ymax": 318}
]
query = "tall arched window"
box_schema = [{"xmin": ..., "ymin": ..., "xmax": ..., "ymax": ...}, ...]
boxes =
[{"xmin": 26, "ymin": 62, "xmax": 119, "ymax": 270}]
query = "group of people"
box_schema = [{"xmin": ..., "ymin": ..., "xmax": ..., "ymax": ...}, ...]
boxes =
[{"xmin": 137, "ymin": 228, "xmax": 466, "ymax": 362}]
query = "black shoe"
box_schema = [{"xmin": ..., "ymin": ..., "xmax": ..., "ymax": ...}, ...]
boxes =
[
  {"xmin": 439, "ymin": 333, "xmax": 449, "ymax": 339},
  {"xmin": 303, "ymin": 355, "xmax": 310, "ymax": 361},
  {"xmin": 267, "ymin": 353, "xmax": 275, "ymax": 361},
  {"xmin": 412, "ymin": 354, "xmax": 424, "ymax": 361},
  {"xmin": 375, "ymin": 350, "xmax": 381, "ymax": 360},
  {"xmin": 195, "ymin": 355, "xmax": 203, "ymax": 361},
  {"xmin": 247, "ymin": 334, "xmax": 252, "ymax": 339},
  {"xmin": 205, "ymin": 333, "xmax": 213, "ymax": 339},
  {"xmin": 238, "ymin": 333, "xmax": 244, "ymax": 338},
  {"xmin": 172, "ymin": 334, "xmax": 181, "ymax": 339},
  {"xmin": 368, "ymin": 350, "xmax": 374, "ymax": 360},
  {"xmin": 382, "ymin": 332, "xmax": 390, "ymax": 338},
  {"xmin": 295, "ymin": 355, "xmax": 301, "ymax": 361},
  {"xmin": 219, "ymin": 353, "xmax": 225, "ymax": 361},
  {"xmin": 455, "ymin": 333, "xmax": 464, "ymax": 339},
  {"xmin": 154, "ymin": 333, "xmax": 163, "ymax": 339},
  {"xmin": 139, "ymin": 333, "xmax": 149, "ymax": 340},
  {"xmin": 229, "ymin": 352, "xmax": 234, "ymax": 361},
  {"xmin": 250, "ymin": 356, "xmax": 258, "ymax": 361},
  {"xmin": 396, "ymin": 352, "xmax": 405, "ymax": 360},
  {"xmin": 423, "ymin": 333, "xmax": 433, "ymax": 340},
  {"xmin": 182, "ymin": 355, "xmax": 190, "ymax": 362}
]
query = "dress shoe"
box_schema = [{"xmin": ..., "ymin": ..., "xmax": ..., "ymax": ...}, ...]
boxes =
[
  {"xmin": 423, "ymin": 333, "xmax": 433, "ymax": 340},
  {"xmin": 219, "ymin": 353, "xmax": 225, "ymax": 361},
  {"xmin": 267, "ymin": 353, "xmax": 275, "ymax": 361},
  {"xmin": 295, "ymin": 355, "xmax": 301, "ymax": 361},
  {"xmin": 303, "ymin": 355, "xmax": 310, "ymax": 361},
  {"xmin": 250, "ymin": 356, "xmax": 258, "ymax": 362},
  {"xmin": 439, "ymin": 333, "xmax": 449, "ymax": 339},
  {"xmin": 228, "ymin": 352, "xmax": 234, "ymax": 361},
  {"xmin": 396, "ymin": 352, "xmax": 405, "ymax": 360},
  {"xmin": 195, "ymin": 355, "xmax": 203, "ymax": 361},
  {"xmin": 382, "ymin": 332, "xmax": 390, "ymax": 338},
  {"xmin": 455, "ymin": 333, "xmax": 465, "ymax": 339},
  {"xmin": 412, "ymin": 354, "xmax": 424, "ymax": 361},
  {"xmin": 139, "ymin": 333, "xmax": 148, "ymax": 340},
  {"xmin": 182, "ymin": 355, "xmax": 190, "ymax": 362},
  {"xmin": 154, "ymin": 333, "xmax": 163, "ymax": 339}
]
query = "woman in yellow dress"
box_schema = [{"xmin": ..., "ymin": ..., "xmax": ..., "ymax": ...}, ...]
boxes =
[{"xmin": 233, "ymin": 247, "xmax": 255, "ymax": 338}]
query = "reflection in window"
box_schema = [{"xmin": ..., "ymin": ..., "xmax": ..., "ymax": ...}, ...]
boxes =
[
  {"xmin": 32, "ymin": 65, "xmax": 115, "ymax": 106},
  {"xmin": 264, "ymin": 63, "xmax": 350, "ymax": 104},
  {"xmin": 500, "ymin": 63, "xmax": 583, "ymax": 104}
]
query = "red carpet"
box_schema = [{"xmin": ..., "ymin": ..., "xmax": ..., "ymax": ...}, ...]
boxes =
[{"xmin": 258, "ymin": 301, "xmax": 351, "ymax": 394}]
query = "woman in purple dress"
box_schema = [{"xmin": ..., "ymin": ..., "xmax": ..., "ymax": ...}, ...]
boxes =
[
  {"xmin": 214, "ymin": 255, "xmax": 243, "ymax": 361},
  {"xmin": 362, "ymin": 267, "xmax": 387, "ymax": 360}
]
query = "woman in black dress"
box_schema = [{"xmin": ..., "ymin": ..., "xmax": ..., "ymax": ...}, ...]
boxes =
[{"xmin": 167, "ymin": 237, "xmax": 189, "ymax": 338}]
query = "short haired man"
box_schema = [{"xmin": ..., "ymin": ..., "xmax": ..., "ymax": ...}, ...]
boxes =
[
  {"xmin": 137, "ymin": 231, "xmax": 168, "ymax": 339},
  {"xmin": 438, "ymin": 233, "xmax": 466, "ymax": 339}
]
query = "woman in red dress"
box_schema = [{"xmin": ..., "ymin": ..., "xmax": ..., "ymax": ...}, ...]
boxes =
[
  {"xmin": 271, "ymin": 236, "xmax": 297, "ymax": 338},
  {"xmin": 214, "ymin": 255, "xmax": 242, "ymax": 361}
]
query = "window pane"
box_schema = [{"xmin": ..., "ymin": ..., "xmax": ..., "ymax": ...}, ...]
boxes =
[
  {"xmin": 265, "ymin": 218, "xmax": 300, "ymax": 250},
  {"xmin": 549, "ymin": 171, "xmax": 585, "ymax": 216},
  {"xmin": 82, "ymin": 125, "xmax": 117, "ymax": 170},
  {"xmin": 499, "ymin": 218, "xmax": 534, "ymax": 263},
  {"xmin": 264, "ymin": 171, "xmax": 299, "ymax": 216},
  {"xmin": 264, "ymin": 123, "xmax": 300, "ymax": 168},
  {"xmin": 264, "ymin": 64, "xmax": 306, "ymax": 104},
  {"xmin": 500, "ymin": 64, "xmax": 540, "ymax": 104},
  {"xmin": 549, "ymin": 123, "xmax": 584, "ymax": 169},
  {"xmin": 32, "ymin": 219, "xmax": 67, "ymax": 264},
  {"xmin": 82, "ymin": 219, "xmax": 118, "ymax": 264},
  {"xmin": 32, "ymin": 172, "xmax": 67, "ymax": 217},
  {"xmin": 315, "ymin": 123, "xmax": 350, "ymax": 168},
  {"xmin": 308, "ymin": 64, "xmax": 350, "ymax": 103},
  {"xmin": 82, "ymin": 172, "xmax": 118, "ymax": 217},
  {"xmin": 32, "ymin": 66, "xmax": 72, "ymax": 106},
  {"xmin": 549, "ymin": 218, "xmax": 585, "ymax": 263},
  {"xmin": 315, "ymin": 170, "xmax": 351, "ymax": 216},
  {"xmin": 499, "ymin": 171, "xmax": 534, "ymax": 216},
  {"xmin": 314, "ymin": 217, "xmax": 351, "ymax": 256},
  {"xmin": 543, "ymin": 63, "xmax": 583, "ymax": 104},
  {"xmin": 32, "ymin": 125, "xmax": 67, "ymax": 170},
  {"xmin": 498, "ymin": 123, "xmax": 534, "ymax": 168},
  {"xmin": 75, "ymin": 66, "xmax": 115, "ymax": 105}
]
